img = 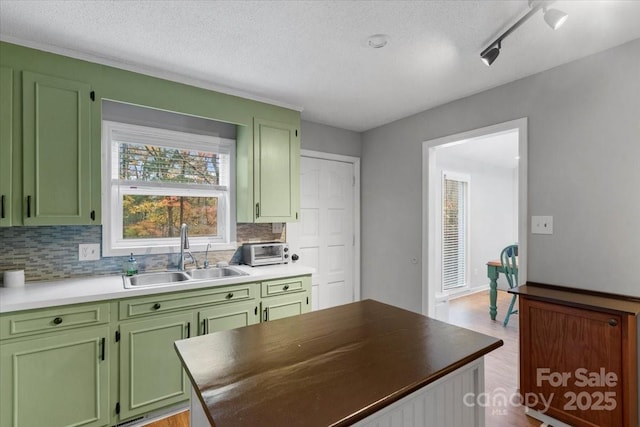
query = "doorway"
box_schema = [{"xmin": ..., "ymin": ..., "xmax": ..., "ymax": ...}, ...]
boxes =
[
  {"xmin": 422, "ymin": 118, "xmax": 528, "ymax": 318},
  {"xmin": 287, "ymin": 150, "xmax": 361, "ymax": 310}
]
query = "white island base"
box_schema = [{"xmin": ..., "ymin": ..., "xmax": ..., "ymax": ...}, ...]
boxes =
[{"xmin": 190, "ymin": 359, "xmax": 486, "ymax": 427}]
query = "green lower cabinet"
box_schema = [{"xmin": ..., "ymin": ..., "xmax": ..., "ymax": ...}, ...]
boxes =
[
  {"xmin": 262, "ymin": 292, "xmax": 311, "ymax": 322},
  {"xmin": 0, "ymin": 326, "xmax": 110, "ymax": 427},
  {"xmin": 118, "ymin": 311, "xmax": 194, "ymax": 421},
  {"xmin": 199, "ymin": 301, "xmax": 260, "ymax": 334}
]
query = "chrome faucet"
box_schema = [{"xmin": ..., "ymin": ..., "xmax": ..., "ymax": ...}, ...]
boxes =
[{"xmin": 179, "ymin": 223, "xmax": 189, "ymax": 271}]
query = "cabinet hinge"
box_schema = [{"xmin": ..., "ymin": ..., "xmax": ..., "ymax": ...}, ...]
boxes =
[
  {"xmin": 90, "ymin": 91, "xmax": 95, "ymax": 102},
  {"xmin": 115, "ymin": 402, "xmax": 120, "ymax": 414},
  {"xmin": 115, "ymin": 330, "xmax": 120, "ymax": 342}
]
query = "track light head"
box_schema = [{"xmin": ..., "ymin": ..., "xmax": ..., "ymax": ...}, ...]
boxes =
[
  {"xmin": 481, "ymin": 42, "xmax": 501, "ymax": 66},
  {"xmin": 543, "ymin": 7, "xmax": 568, "ymax": 30}
]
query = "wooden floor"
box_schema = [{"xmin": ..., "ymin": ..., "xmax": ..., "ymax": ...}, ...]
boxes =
[
  {"xmin": 148, "ymin": 290, "xmax": 543, "ymax": 427},
  {"xmin": 448, "ymin": 290, "xmax": 543, "ymax": 427}
]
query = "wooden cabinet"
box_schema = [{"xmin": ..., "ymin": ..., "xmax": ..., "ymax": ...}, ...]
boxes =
[
  {"xmin": 118, "ymin": 311, "xmax": 194, "ymax": 420},
  {"xmin": 21, "ymin": 71, "xmax": 94, "ymax": 225},
  {"xmin": 0, "ymin": 304, "xmax": 110, "ymax": 427},
  {"xmin": 261, "ymin": 275, "xmax": 311, "ymax": 321},
  {"xmin": 237, "ymin": 118, "xmax": 300, "ymax": 223},
  {"xmin": 0, "ymin": 66, "xmax": 13, "ymax": 227},
  {"xmin": 516, "ymin": 284, "xmax": 639, "ymax": 427}
]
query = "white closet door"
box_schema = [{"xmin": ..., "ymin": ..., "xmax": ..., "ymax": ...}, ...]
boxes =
[{"xmin": 288, "ymin": 156, "xmax": 355, "ymax": 310}]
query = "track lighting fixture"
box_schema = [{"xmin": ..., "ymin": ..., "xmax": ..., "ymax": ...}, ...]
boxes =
[
  {"xmin": 481, "ymin": 41, "xmax": 501, "ymax": 66},
  {"xmin": 543, "ymin": 7, "xmax": 569, "ymax": 30},
  {"xmin": 480, "ymin": 1, "xmax": 568, "ymax": 66}
]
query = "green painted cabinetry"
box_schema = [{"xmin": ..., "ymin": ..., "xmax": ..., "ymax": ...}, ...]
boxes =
[
  {"xmin": 237, "ymin": 118, "xmax": 301, "ymax": 223},
  {"xmin": 261, "ymin": 276, "xmax": 311, "ymax": 321},
  {"xmin": 0, "ymin": 275, "xmax": 310, "ymax": 426},
  {"xmin": 199, "ymin": 300, "xmax": 260, "ymax": 334},
  {"xmin": 0, "ymin": 67, "xmax": 13, "ymax": 227},
  {"xmin": 2, "ymin": 41, "xmax": 301, "ymax": 225},
  {"xmin": 22, "ymin": 71, "xmax": 94, "ymax": 225},
  {"xmin": 118, "ymin": 311, "xmax": 194, "ymax": 420},
  {"xmin": 0, "ymin": 322, "xmax": 109, "ymax": 427}
]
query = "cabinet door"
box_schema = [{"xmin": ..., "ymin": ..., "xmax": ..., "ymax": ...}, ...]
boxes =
[
  {"xmin": 0, "ymin": 66, "xmax": 12, "ymax": 227},
  {"xmin": 262, "ymin": 292, "xmax": 311, "ymax": 322},
  {"xmin": 119, "ymin": 311, "xmax": 193, "ymax": 420},
  {"xmin": 199, "ymin": 301, "xmax": 260, "ymax": 335},
  {"xmin": 0, "ymin": 326, "xmax": 109, "ymax": 427},
  {"xmin": 520, "ymin": 298, "xmax": 624, "ymax": 427},
  {"xmin": 22, "ymin": 71, "xmax": 92, "ymax": 225},
  {"xmin": 254, "ymin": 118, "xmax": 300, "ymax": 222}
]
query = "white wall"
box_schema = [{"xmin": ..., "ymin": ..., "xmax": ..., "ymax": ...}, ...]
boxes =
[
  {"xmin": 436, "ymin": 153, "xmax": 517, "ymax": 291},
  {"xmin": 361, "ymin": 39, "xmax": 640, "ymax": 313}
]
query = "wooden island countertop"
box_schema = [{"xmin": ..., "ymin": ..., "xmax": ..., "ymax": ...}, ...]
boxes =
[{"xmin": 174, "ymin": 299, "xmax": 503, "ymax": 427}]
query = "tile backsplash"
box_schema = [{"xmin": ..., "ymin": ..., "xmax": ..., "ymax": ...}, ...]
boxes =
[{"xmin": 0, "ymin": 223, "xmax": 285, "ymax": 282}]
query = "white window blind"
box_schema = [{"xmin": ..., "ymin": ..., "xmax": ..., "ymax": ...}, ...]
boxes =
[{"xmin": 442, "ymin": 173, "xmax": 469, "ymax": 291}]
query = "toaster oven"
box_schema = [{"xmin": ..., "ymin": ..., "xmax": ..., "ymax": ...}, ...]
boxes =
[{"xmin": 242, "ymin": 243, "xmax": 290, "ymax": 266}]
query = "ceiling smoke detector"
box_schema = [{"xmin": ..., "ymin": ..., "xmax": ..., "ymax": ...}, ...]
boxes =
[{"xmin": 368, "ymin": 34, "xmax": 389, "ymax": 49}]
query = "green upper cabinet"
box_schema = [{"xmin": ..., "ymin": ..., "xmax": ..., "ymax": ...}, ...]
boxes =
[
  {"xmin": 0, "ymin": 67, "xmax": 13, "ymax": 227},
  {"xmin": 251, "ymin": 118, "xmax": 300, "ymax": 223},
  {"xmin": 22, "ymin": 71, "xmax": 93, "ymax": 225}
]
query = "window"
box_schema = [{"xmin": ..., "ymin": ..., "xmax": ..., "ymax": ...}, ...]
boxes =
[
  {"xmin": 102, "ymin": 120, "xmax": 235, "ymax": 256},
  {"xmin": 442, "ymin": 172, "xmax": 470, "ymax": 291}
]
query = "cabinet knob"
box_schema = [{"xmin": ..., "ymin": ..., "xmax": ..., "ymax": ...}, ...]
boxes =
[
  {"xmin": 226, "ymin": 292, "xmax": 234, "ymax": 299},
  {"xmin": 608, "ymin": 318, "xmax": 618, "ymax": 327},
  {"xmin": 283, "ymin": 285, "xmax": 290, "ymax": 291},
  {"xmin": 53, "ymin": 317, "xmax": 63, "ymax": 325},
  {"xmin": 153, "ymin": 303, "xmax": 161, "ymax": 310}
]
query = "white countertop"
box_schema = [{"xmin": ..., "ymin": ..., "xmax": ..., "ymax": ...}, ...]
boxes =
[{"xmin": 0, "ymin": 264, "xmax": 314, "ymax": 313}]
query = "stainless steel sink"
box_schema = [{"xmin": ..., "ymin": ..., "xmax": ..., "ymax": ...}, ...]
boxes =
[
  {"xmin": 123, "ymin": 267, "xmax": 248, "ymax": 288},
  {"xmin": 187, "ymin": 266, "xmax": 248, "ymax": 280},
  {"xmin": 123, "ymin": 271, "xmax": 191, "ymax": 288}
]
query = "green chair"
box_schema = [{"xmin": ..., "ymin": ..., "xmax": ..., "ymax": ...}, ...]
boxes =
[{"xmin": 500, "ymin": 244, "xmax": 519, "ymax": 327}]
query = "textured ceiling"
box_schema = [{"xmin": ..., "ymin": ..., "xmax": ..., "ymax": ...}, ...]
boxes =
[{"xmin": 1, "ymin": 1, "xmax": 639, "ymax": 132}]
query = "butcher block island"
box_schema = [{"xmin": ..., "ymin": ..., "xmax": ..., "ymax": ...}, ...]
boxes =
[{"xmin": 174, "ymin": 299, "xmax": 503, "ymax": 427}]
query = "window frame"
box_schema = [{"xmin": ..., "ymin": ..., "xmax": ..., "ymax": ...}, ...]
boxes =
[
  {"xmin": 441, "ymin": 171, "xmax": 471, "ymax": 293},
  {"xmin": 101, "ymin": 120, "xmax": 236, "ymax": 256}
]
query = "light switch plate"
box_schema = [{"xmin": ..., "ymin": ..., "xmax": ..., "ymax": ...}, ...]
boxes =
[
  {"xmin": 531, "ymin": 216, "xmax": 553, "ymax": 235},
  {"xmin": 272, "ymin": 222, "xmax": 283, "ymax": 233},
  {"xmin": 79, "ymin": 243, "xmax": 101, "ymax": 261}
]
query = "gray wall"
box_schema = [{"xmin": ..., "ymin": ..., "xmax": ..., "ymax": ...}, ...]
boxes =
[
  {"xmin": 301, "ymin": 120, "xmax": 362, "ymax": 157},
  {"xmin": 361, "ymin": 39, "xmax": 640, "ymax": 313}
]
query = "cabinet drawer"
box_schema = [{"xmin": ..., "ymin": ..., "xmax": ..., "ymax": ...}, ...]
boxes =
[
  {"xmin": 119, "ymin": 283, "xmax": 257, "ymax": 320},
  {"xmin": 0, "ymin": 302, "xmax": 110, "ymax": 340},
  {"xmin": 261, "ymin": 276, "xmax": 307, "ymax": 297}
]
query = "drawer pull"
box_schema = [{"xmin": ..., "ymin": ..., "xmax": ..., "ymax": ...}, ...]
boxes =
[
  {"xmin": 608, "ymin": 318, "xmax": 618, "ymax": 327},
  {"xmin": 152, "ymin": 303, "xmax": 161, "ymax": 310},
  {"xmin": 283, "ymin": 285, "xmax": 290, "ymax": 291},
  {"xmin": 226, "ymin": 292, "xmax": 234, "ymax": 299},
  {"xmin": 53, "ymin": 317, "xmax": 63, "ymax": 325}
]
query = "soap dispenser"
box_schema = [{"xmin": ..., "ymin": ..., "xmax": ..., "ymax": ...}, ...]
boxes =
[{"xmin": 124, "ymin": 253, "xmax": 138, "ymax": 276}]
